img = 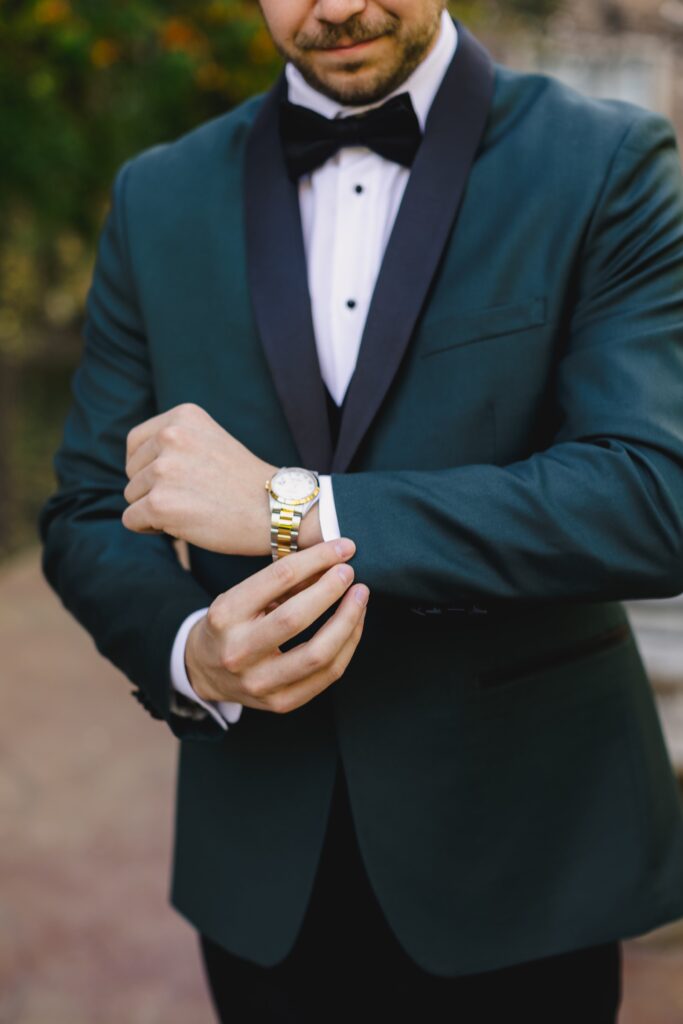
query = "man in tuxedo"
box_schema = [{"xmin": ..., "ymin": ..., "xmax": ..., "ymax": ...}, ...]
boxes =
[{"xmin": 38, "ymin": 1, "xmax": 683, "ymax": 1021}]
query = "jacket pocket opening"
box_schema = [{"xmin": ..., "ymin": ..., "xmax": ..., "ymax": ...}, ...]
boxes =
[{"xmin": 476, "ymin": 621, "xmax": 632, "ymax": 690}]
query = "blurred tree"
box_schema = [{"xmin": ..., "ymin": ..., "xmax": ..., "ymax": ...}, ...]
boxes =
[
  {"xmin": 0, "ymin": 0, "xmax": 284, "ymax": 555},
  {"xmin": 0, "ymin": 0, "xmax": 281, "ymax": 358},
  {"xmin": 505, "ymin": 0, "xmax": 562, "ymax": 17}
]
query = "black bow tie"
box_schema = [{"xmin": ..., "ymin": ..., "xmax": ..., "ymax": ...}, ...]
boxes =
[{"xmin": 279, "ymin": 91, "xmax": 423, "ymax": 181}]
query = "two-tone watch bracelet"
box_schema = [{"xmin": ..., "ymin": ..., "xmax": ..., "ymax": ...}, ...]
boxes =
[{"xmin": 270, "ymin": 501, "xmax": 303, "ymax": 559}]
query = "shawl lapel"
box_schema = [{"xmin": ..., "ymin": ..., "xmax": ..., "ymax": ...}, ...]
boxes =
[{"xmin": 244, "ymin": 19, "xmax": 495, "ymax": 475}]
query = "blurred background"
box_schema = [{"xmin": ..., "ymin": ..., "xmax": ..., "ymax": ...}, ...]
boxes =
[{"xmin": 2, "ymin": 0, "xmax": 683, "ymax": 1020}]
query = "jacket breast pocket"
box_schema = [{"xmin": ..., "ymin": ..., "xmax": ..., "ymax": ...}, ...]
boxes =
[{"xmin": 418, "ymin": 296, "xmax": 547, "ymax": 358}]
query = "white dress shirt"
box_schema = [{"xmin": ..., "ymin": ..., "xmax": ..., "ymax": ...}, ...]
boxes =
[{"xmin": 169, "ymin": 9, "xmax": 458, "ymax": 730}]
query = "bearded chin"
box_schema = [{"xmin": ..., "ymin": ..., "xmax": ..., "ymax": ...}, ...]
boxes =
[
  {"xmin": 291, "ymin": 41, "xmax": 433, "ymax": 107},
  {"xmin": 287, "ymin": 8, "xmax": 442, "ymax": 107}
]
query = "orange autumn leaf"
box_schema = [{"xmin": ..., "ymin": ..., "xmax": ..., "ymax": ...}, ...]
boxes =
[
  {"xmin": 33, "ymin": 0, "xmax": 71, "ymax": 25},
  {"xmin": 194, "ymin": 61, "xmax": 231, "ymax": 91},
  {"xmin": 90, "ymin": 39, "xmax": 121, "ymax": 69},
  {"xmin": 159, "ymin": 17, "xmax": 208, "ymax": 56},
  {"xmin": 247, "ymin": 26, "xmax": 276, "ymax": 64},
  {"xmin": 202, "ymin": 1, "xmax": 237, "ymax": 25}
]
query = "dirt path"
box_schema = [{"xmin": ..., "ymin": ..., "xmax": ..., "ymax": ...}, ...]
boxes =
[
  {"xmin": 1, "ymin": 545, "xmax": 682, "ymax": 1022},
  {"xmin": 0, "ymin": 546, "xmax": 214, "ymax": 1023}
]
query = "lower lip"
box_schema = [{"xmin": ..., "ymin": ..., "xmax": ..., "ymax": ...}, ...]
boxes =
[{"xmin": 321, "ymin": 38, "xmax": 381, "ymax": 55}]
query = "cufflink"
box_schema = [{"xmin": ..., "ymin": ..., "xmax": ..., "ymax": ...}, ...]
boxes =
[{"xmin": 170, "ymin": 690, "xmax": 211, "ymax": 720}]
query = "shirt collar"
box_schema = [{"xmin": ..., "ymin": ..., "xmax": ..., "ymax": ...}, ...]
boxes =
[{"xmin": 284, "ymin": 9, "xmax": 458, "ymax": 132}]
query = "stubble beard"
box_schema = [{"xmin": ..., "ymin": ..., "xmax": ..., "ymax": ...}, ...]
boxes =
[{"xmin": 274, "ymin": 5, "xmax": 444, "ymax": 107}]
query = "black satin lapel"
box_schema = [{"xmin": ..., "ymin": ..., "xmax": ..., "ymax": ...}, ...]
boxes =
[
  {"xmin": 244, "ymin": 71, "xmax": 333, "ymax": 473},
  {"xmin": 331, "ymin": 21, "xmax": 496, "ymax": 474}
]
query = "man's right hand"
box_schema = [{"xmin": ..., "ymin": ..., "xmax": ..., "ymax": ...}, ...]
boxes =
[{"xmin": 185, "ymin": 538, "xmax": 369, "ymax": 714}]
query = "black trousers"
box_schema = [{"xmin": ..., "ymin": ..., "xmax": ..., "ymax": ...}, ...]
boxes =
[{"xmin": 198, "ymin": 759, "xmax": 622, "ymax": 1023}]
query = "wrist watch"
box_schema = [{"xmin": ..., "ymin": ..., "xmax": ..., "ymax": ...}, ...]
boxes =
[{"xmin": 265, "ymin": 466, "xmax": 320, "ymax": 560}]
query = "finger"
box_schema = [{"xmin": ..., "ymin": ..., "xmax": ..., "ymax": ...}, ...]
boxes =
[
  {"xmin": 260, "ymin": 565, "xmax": 331, "ymax": 610},
  {"xmin": 247, "ymin": 561, "xmax": 357, "ymax": 659},
  {"xmin": 123, "ymin": 462, "xmax": 157, "ymax": 505},
  {"xmin": 261, "ymin": 571, "xmax": 325, "ymax": 614},
  {"xmin": 121, "ymin": 490, "xmax": 171, "ymax": 533},
  {"xmin": 257, "ymin": 601, "xmax": 368, "ymax": 713},
  {"xmin": 251, "ymin": 582, "xmax": 369, "ymax": 694},
  {"xmin": 123, "ymin": 524, "xmax": 166, "ymax": 536},
  {"xmin": 217, "ymin": 538, "xmax": 356, "ymax": 621},
  {"xmin": 121, "ymin": 496, "xmax": 154, "ymax": 532},
  {"xmin": 126, "ymin": 409, "xmax": 175, "ymax": 463},
  {"xmin": 125, "ymin": 434, "xmax": 160, "ymax": 481}
]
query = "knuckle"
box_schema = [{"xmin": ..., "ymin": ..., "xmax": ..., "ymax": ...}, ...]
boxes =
[
  {"xmin": 272, "ymin": 604, "xmax": 300, "ymax": 634},
  {"xmin": 327, "ymin": 658, "xmax": 345, "ymax": 683},
  {"xmin": 143, "ymin": 501, "xmax": 163, "ymax": 532},
  {"xmin": 205, "ymin": 603, "xmax": 223, "ymax": 633},
  {"xmin": 152, "ymin": 455, "xmax": 171, "ymax": 478},
  {"xmin": 269, "ymin": 692, "xmax": 294, "ymax": 715},
  {"xmin": 146, "ymin": 496, "xmax": 167, "ymax": 529},
  {"xmin": 209, "ymin": 602, "xmax": 241, "ymax": 638},
  {"xmin": 159, "ymin": 423, "xmax": 181, "ymax": 446},
  {"xmin": 180, "ymin": 401, "xmax": 202, "ymax": 418},
  {"xmin": 303, "ymin": 643, "xmax": 327, "ymax": 674},
  {"xmin": 221, "ymin": 644, "xmax": 247, "ymax": 675},
  {"xmin": 147, "ymin": 488, "xmax": 164, "ymax": 513},
  {"xmin": 244, "ymin": 675, "xmax": 269, "ymax": 700},
  {"xmin": 272, "ymin": 556, "xmax": 295, "ymax": 587},
  {"xmin": 215, "ymin": 589, "xmax": 237, "ymax": 621}
]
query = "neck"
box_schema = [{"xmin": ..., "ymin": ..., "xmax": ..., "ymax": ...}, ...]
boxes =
[{"xmin": 285, "ymin": 10, "xmax": 457, "ymax": 133}]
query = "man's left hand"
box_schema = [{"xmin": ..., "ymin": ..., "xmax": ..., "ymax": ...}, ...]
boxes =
[{"xmin": 122, "ymin": 402, "xmax": 280, "ymax": 557}]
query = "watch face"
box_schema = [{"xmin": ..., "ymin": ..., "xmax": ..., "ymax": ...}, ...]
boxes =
[{"xmin": 271, "ymin": 467, "xmax": 319, "ymax": 505}]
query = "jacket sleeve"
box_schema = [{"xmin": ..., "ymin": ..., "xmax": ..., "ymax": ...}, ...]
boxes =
[
  {"xmin": 37, "ymin": 158, "xmax": 226, "ymax": 741},
  {"xmin": 330, "ymin": 111, "xmax": 683, "ymax": 607}
]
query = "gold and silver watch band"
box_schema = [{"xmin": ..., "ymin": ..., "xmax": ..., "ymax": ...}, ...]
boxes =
[{"xmin": 270, "ymin": 501, "xmax": 304, "ymax": 560}]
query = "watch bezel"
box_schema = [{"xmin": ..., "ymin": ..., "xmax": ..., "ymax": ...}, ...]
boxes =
[{"xmin": 269, "ymin": 467, "xmax": 320, "ymax": 506}]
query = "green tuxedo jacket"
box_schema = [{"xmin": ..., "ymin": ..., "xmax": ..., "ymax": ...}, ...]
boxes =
[{"xmin": 38, "ymin": 20, "xmax": 683, "ymax": 975}]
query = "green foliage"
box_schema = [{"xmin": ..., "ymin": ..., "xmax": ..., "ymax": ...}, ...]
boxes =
[
  {"xmin": 0, "ymin": 0, "xmax": 282, "ymax": 355},
  {"xmin": 1, "ymin": 1, "xmax": 280, "ymax": 251},
  {"xmin": 504, "ymin": 0, "xmax": 562, "ymax": 18},
  {"xmin": 449, "ymin": 0, "xmax": 562, "ymax": 29}
]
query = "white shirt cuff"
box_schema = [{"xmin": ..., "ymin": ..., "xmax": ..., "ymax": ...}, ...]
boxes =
[
  {"xmin": 170, "ymin": 607, "xmax": 243, "ymax": 729},
  {"xmin": 317, "ymin": 474, "xmax": 341, "ymax": 541}
]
